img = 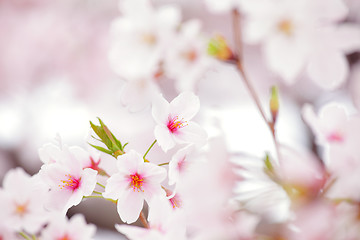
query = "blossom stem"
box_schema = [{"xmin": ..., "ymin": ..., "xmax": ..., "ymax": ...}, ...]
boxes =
[
  {"xmin": 231, "ymin": 9, "xmax": 281, "ymax": 162},
  {"xmin": 96, "ymin": 182, "xmax": 106, "ymax": 189},
  {"xmin": 83, "ymin": 195, "xmax": 104, "ymax": 199},
  {"xmin": 158, "ymin": 162, "xmax": 169, "ymax": 166},
  {"xmin": 139, "ymin": 210, "xmax": 149, "ymax": 228},
  {"xmin": 143, "ymin": 140, "xmax": 157, "ymax": 161},
  {"xmin": 19, "ymin": 232, "xmax": 31, "ymax": 240}
]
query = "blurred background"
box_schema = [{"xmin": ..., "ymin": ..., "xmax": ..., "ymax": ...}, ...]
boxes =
[{"xmin": 0, "ymin": 0, "xmax": 359, "ymax": 238}]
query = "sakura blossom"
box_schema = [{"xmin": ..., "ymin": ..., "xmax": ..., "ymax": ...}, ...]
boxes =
[
  {"xmin": 0, "ymin": 168, "xmax": 48, "ymax": 234},
  {"xmin": 108, "ymin": 0, "xmax": 180, "ymax": 79},
  {"xmin": 163, "ymin": 20, "xmax": 213, "ymax": 92},
  {"xmin": 40, "ymin": 214, "xmax": 96, "ymax": 240},
  {"xmin": 2, "ymin": 0, "xmax": 360, "ymax": 239},
  {"xmin": 39, "ymin": 144, "xmax": 98, "ymax": 214},
  {"xmin": 152, "ymin": 92, "xmax": 207, "ymax": 152},
  {"xmin": 242, "ymin": 0, "xmax": 360, "ymax": 89},
  {"xmin": 102, "ymin": 150, "xmax": 167, "ymax": 223}
]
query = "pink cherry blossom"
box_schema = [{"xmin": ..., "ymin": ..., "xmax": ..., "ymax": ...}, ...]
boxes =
[
  {"xmin": 39, "ymin": 144, "xmax": 98, "ymax": 214},
  {"xmin": 108, "ymin": 0, "xmax": 180, "ymax": 79},
  {"xmin": 116, "ymin": 197, "xmax": 186, "ymax": 240},
  {"xmin": 102, "ymin": 150, "xmax": 167, "ymax": 223},
  {"xmin": 242, "ymin": 0, "xmax": 360, "ymax": 89},
  {"xmin": 168, "ymin": 145, "xmax": 196, "ymax": 185},
  {"xmin": 163, "ymin": 20, "xmax": 213, "ymax": 92},
  {"xmin": 40, "ymin": 214, "xmax": 96, "ymax": 240},
  {"xmin": 152, "ymin": 92, "xmax": 207, "ymax": 152},
  {"xmin": 0, "ymin": 168, "xmax": 49, "ymax": 234}
]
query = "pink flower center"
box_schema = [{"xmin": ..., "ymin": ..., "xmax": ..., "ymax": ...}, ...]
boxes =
[
  {"xmin": 57, "ymin": 234, "xmax": 71, "ymax": 240},
  {"xmin": 130, "ymin": 173, "xmax": 144, "ymax": 192},
  {"xmin": 327, "ymin": 132, "xmax": 344, "ymax": 143},
  {"xmin": 182, "ymin": 49, "xmax": 198, "ymax": 62},
  {"xmin": 167, "ymin": 116, "xmax": 187, "ymax": 133},
  {"xmin": 59, "ymin": 174, "xmax": 81, "ymax": 192},
  {"xmin": 14, "ymin": 201, "xmax": 28, "ymax": 217},
  {"xmin": 85, "ymin": 156, "xmax": 101, "ymax": 171}
]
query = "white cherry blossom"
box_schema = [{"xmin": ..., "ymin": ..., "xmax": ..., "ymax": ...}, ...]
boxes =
[
  {"xmin": 109, "ymin": 0, "xmax": 180, "ymax": 79},
  {"xmin": 39, "ymin": 144, "xmax": 98, "ymax": 214},
  {"xmin": 152, "ymin": 92, "xmax": 207, "ymax": 152},
  {"xmin": 0, "ymin": 168, "xmax": 49, "ymax": 234},
  {"xmin": 103, "ymin": 150, "xmax": 167, "ymax": 223},
  {"xmin": 40, "ymin": 214, "xmax": 96, "ymax": 240}
]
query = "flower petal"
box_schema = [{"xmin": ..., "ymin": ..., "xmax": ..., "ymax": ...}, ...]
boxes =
[
  {"xmin": 169, "ymin": 92, "xmax": 200, "ymax": 120},
  {"xmin": 307, "ymin": 49, "xmax": 348, "ymax": 90},
  {"xmin": 152, "ymin": 94, "xmax": 170, "ymax": 124},
  {"xmin": 117, "ymin": 190, "xmax": 144, "ymax": 223},
  {"xmin": 154, "ymin": 125, "xmax": 175, "ymax": 152},
  {"xmin": 174, "ymin": 122, "xmax": 207, "ymax": 147}
]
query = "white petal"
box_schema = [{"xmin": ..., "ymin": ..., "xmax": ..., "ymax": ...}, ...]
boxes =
[
  {"xmin": 333, "ymin": 24, "xmax": 360, "ymax": 54},
  {"xmin": 80, "ymin": 168, "xmax": 98, "ymax": 197},
  {"xmin": 103, "ymin": 173, "xmax": 129, "ymax": 200},
  {"xmin": 307, "ymin": 49, "xmax": 348, "ymax": 90},
  {"xmin": 152, "ymin": 94, "xmax": 170, "ymax": 124},
  {"xmin": 264, "ymin": 35, "xmax": 308, "ymax": 83},
  {"xmin": 116, "ymin": 224, "xmax": 148, "ymax": 239},
  {"xmin": 174, "ymin": 122, "xmax": 207, "ymax": 147},
  {"xmin": 154, "ymin": 125, "xmax": 175, "ymax": 152},
  {"xmin": 169, "ymin": 92, "xmax": 200, "ymax": 120},
  {"xmin": 117, "ymin": 190, "xmax": 144, "ymax": 223}
]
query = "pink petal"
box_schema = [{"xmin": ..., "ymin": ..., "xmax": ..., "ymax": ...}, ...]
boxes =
[
  {"xmin": 307, "ymin": 49, "xmax": 348, "ymax": 90},
  {"xmin": 169, "ymin": 92, "xmax": 200, "ymax": 120},
  {"xmin": 117, "ymin": 190, "xmax": 144, "ymax": 223},
  {"xmin": 152, "ymin": 94, "xmax": 170, "ymax": 124},
  {"xmin": 174, "ymin": 122, "xmax": 207, "ymax": 147},
  {"xmin": 154, "ymin": 125, "xmax": 175, "ymax": 152}
]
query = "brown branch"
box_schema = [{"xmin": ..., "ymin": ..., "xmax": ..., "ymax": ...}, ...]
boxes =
[
  {"xmin": 139, "ymin": 210, "xmax": 149, "ymax": 229},
  {"xmin": 231, "ymin": 9, "xmax": 281, "ymax": 162}
]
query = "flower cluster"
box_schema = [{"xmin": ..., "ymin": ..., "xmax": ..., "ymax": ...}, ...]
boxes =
[{"xmin": 1, "ymin": 0, "xmax": 360, "ymax": 239}]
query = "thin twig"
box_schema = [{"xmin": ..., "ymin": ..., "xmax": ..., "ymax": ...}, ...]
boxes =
[
  {"xmin": 231, "ymin": 9, "xmax": 281, "ymax": 162},
  {"xmin": 139, "ymin": 210, "xmax": 149, "ymax": 228},
  {"xmin": 143, "ymin": 140, "xmax": 157, "ymax": 161}
]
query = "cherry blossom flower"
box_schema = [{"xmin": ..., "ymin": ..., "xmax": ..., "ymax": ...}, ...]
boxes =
[
  {"xmin": 177, "ymin": 137, "xmax": 253, "ymax": 239},
  {"xmin": 302, "ymin": 103, "xmax": 360, "ymax": 200},
  {"xmin": 152, "ymin": 92, "xmax": 207, "ymax": 152},
  {"xmin": 242, "ymin": 0, "xmax": 360, "ymax": 89},
  {"xmin": 109, "ymin": 0, "xmax": 180, "ymax": 79},
  {"xmin": 102, "ymin": 150, "xmax": 167, "ymax": 223},
  {"xmin": 0, "ymin": 168, "xmax": 49, "ymax": 234},
  {"xmin": 116, "ymin": 197, "xmax": 186, "ymax": 240},
  {"xmin": 163, "ymin": 20, "xmax": 213, "ymax": 92},
  {"xmin": 168, "ymin": 145, "xmax": 196, "ymax": 185},
  {"xmin": 39, "ymin": 144, "xmax": 98, "ymax": 214},
  {"xmin": 232, "ymin": 153, "xmax": 291, "ymax": 223},
  {"xmin": 40, "ymin": 214, "xmax": 96, "ymax": 240}
]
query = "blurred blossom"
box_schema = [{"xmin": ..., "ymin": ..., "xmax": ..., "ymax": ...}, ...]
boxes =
[
  {"xmin": 109, "ymin": 0, "xmax": 181, "ymax": 80},
  {"xmin": 242, "ymin": 0, "xmax": 360, "ymax": 89},
  {"xmin": 0, "ymin": 168, "xmax": 49, "ymax": 234},
  {"xmin": 40, "ymin": 214, "xmax": 96, "ymax": 240},
  {"xmin": 164, "ymin": 19, "xmax": 214, "ymax": 92}
]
